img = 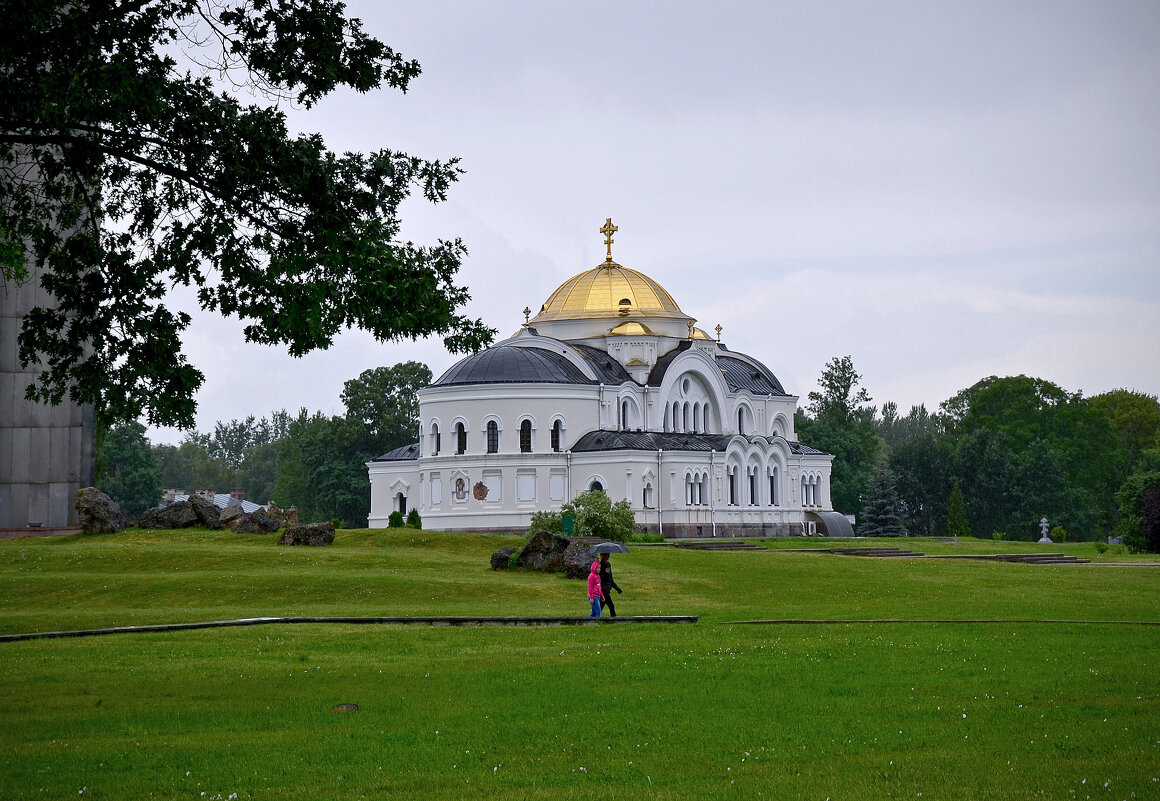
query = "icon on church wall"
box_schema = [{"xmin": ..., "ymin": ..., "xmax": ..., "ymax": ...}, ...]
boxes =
[
  {"xmin": 473, "ymin": 481, "xmax": 489, "ymax": 501},
  {"xmin": 454, "ymin": 478, "xmax": 467, "ymax": 501}
]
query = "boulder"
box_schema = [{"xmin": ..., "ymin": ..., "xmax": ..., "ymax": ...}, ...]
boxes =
[
  {"xmin": 75, "ymin": 487, "xmax": 127, "ymax": 535},
  {"xmin": 189, "ymin": 494, "xmax": 220, "ymax": 528},
  {"xmin": 490, "ymin": 546, "xmax": 517, "ymax": 570},
  {"xmin": 515, "ymin": 531, "xmax": 571, "ymax": 573},
  {"xmin": 139, "ymin": 500, "xmax": 198, "ymax": 529},
  {"xmin": 234, "ymin": 508, "xmax": 280, "ymax": 534},
  {"xmin": 563, "ymin": 540, "xmax": 595, "ymax": 579},
  {"xmin": 218, "ymin": 504, "xmax": 245, "ymax": 528},
  {"xmin": 279, "ymin": 522, "xmax": 335, "ymax": 546}
]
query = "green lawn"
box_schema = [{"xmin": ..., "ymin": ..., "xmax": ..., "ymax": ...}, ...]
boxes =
[{"xmin": 1, "ymin": 530, "xmax": 1157, "ymax": 800}]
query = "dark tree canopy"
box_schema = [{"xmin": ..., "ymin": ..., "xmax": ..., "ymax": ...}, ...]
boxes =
[{"xmin": 1, "ymin": 0, "xmax": 493, "ymax": 428}]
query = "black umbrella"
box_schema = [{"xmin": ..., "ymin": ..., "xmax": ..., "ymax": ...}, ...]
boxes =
[{"xmin": 588, "ymin": 542, "xmax": 630, "ymax": 555}]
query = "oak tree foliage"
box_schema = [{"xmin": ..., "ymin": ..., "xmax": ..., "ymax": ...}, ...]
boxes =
[{"xmin": 1, "ymin": 0, "xmax": 493, "ymax": 428}]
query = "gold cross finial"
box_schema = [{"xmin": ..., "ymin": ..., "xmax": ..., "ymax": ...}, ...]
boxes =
[
  {"xmin": 599, "ymin": 217, "xmax": 618, "ymax": 263},
  {"xmin": 715, "ymin": 324, "xmax": 722, "ymax": 342},
  {"xmin": 522, "ymin": 306, "xmax": 531, "ymax": 326}
]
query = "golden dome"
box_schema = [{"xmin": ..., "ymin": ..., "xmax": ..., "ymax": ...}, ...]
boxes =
[
  {"xmin": 608, "ymin": 320, "xmax": 655, "ymax": 336},
  {"xmin": 531, "ymin": 262, "xmax": 687, "ymax": 323},
  {"xmin": 691, "ymin": 327, "xmax": 712, "ymax": 340}
]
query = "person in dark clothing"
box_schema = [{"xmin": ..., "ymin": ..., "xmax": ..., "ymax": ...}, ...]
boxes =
[{"xmin": 598, "ymin": 553, "xmax": 622, "ymax": 617}]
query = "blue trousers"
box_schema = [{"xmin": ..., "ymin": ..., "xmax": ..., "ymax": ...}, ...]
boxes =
[{"xmin": 588, "ymin": 597, "xmax": 602, "ymax": 617}]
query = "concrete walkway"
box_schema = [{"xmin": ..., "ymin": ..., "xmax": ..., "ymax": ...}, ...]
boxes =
[{"xmin": 0, "ymin": 615, "xmax": 699, "ymax": 642}]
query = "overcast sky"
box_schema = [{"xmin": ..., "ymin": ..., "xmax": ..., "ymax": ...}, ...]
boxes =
[{"xmin": 149, "ymin": 0, "xmax": 1160, "ymax": 444}]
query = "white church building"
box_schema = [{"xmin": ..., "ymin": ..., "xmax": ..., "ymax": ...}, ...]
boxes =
[{"xmin": 367, "ymin": 220, "xmax": 850, "ymax": 538}]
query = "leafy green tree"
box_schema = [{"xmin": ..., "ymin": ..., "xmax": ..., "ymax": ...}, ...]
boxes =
[
  {"xmin": 1114, "ymin": 467, "xmax": 1160, "ymax": 553},
  {"xmin": 2, "ymin": 1, "xmax": 492, "ymax": 428},
  {"xmin": 95, "ymin": 421, "xmax": 160, "ymax": 518},
  {"xmin": 889, "ymin": 433, "xmax": 950, "ymax": 536},
  {"xmin": 153, "ymin": 439, "xmax": 231, "ymax": 494},
  {"xmin": 273, "ymin": 411, "xmax": 370, "ymax": 527},
  {"xmin": 562, "ymin": 490, "xmax": 635, "ymax": 542},
  {"xmin": 946, "ymin": 484, "xmax": 970, "ymax": 540},
  {"xmin": 796, "ymin": 356, "xmax": 883, "ymax": 518},
  {"xmin": 341, "ymin": 362, "xmax": 433, "ymax": 454},
  {"xmin": 858, "ymin": 466, "xmax": 908, "ymax": 537},
  {"xmin": 1090, "ymin": 389, "xmax": 1160, "ymax": 477}
]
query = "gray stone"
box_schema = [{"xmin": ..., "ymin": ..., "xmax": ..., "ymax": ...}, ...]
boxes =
[
  {"xmin": 218, "ymin": 504, "xmax": 245, "ymax": 527},
  {"xmin": 279, "ymin": 522, "xmax": 335, "ymax": 546},
  {"xmin": 75, "ymin": 486, "xmax": 127, "ymax": 534},
  {"xmin": 490, "ymin": 545, "xmax": 517, "ymax": 570},
  {"xmin": 139, "ymin": 500, "xmax": 198, "ymax": 529},
  {"xmin": 188, "ymin": 494, "xmax": 220, "ymax": 528},
  {"xmin": 563, "ymin": 540, "xmax": 594, "ymax": 579},
  {"xmin": 516, "ymin": 531, "xmax": 572, "ymax": 573},
  {"xmin": 235, "ymin": 508, "xmax": 280, "ymax": 534}
]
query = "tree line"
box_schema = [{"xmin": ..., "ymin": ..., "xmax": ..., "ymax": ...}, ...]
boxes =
[
  {"xmin": 95, "ymin": 356, "xmax": 1160, "ymax": 549},
  {"xmin": 796, "ymin": 357, "xmax": 1160, "ymax": 548},
  {"xmin": 95, "ymin": 362, "xmax": 431, "ymax": 528}
]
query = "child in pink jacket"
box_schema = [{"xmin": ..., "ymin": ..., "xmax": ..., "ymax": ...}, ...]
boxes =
[{"xmin": 587, "ymin": 559, "xmax": 604, "ymax": 617}]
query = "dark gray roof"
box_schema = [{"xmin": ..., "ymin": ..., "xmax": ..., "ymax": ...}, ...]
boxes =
[
  {"xmin": 789, "ymin": 441, "xmax": 827, "ymax": 455},
  {"xmin": 718, "ymin": 353, "xmax": 787, "ymax": 395},
  {"xmin": 646, "ymin": 343, "xmax": 786, "ymax": 397},
  {"xmin": 433, "ymin": 345, "xmax": 591, "ymax": 386},
  {"xmin": 374, "ymin": 442, "xmax": 420, "ymax": 461},
  {"xmin": 646, "ymin": 342, "xmax": 693, "ymax": 387},
  {"xmin": 571, "ymin": 430, "xmax": 734, "ymax": 453},
  {"xmin": 568, "ymin": 344, "xmax": 633, "ymax": 384}
]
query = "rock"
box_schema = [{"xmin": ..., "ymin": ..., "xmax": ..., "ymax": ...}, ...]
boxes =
[
  {"xmin": 75, "ymin": 487, "xmax": 127, "ymax": 535},
  {"xmin": 564, "ymin": 540, "xmax": 594, "ymax": 579},
  {"xmin": 189, "ymin": 494, "xmax": 220, "ymax": 528},
  {"xmin": 235, "ymin": 508, "xmax": 280, "ymax": 534},
  {"xmin": 139, "ymin": 500, "xmax": 198, "ymax": 529},
  {"xmin": 490, "ymin": 546, "xmax": 517, "ymax": 570},
  {"xmin": 218, "ymin": 504, "xmax": 245, "ymax": 528},
  {"xmin": 279, "ymin": 522, "xmax": 335, "ymax": 546},
  {"xmin": 515, "ymin": 531, "xmax": 571, "ymax": 573}
]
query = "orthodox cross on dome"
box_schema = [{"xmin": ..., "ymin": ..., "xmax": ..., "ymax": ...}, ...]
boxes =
[
  {"xmin": 715, "ymin": 324, "xmax": 722, "ymax": 342},
  {"xmin": 523, "ymin": 306, "xmax": 531, "ymax": 326},
  {"xmin": 599, "ymin": 217, "xmax": 618, "ymax": 263}
]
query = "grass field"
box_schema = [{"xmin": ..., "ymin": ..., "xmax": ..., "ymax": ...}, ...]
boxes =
[{"xmin": 1, "ymin": 530, "xmax": 1157, "ymax": 800}]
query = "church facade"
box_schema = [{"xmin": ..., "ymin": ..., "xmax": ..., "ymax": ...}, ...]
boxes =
[{"xmin": 367, "ymin": 221, "xmax": 848, "ymax": 537}]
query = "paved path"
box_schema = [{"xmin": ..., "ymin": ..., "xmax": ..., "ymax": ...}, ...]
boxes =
[{"xmin": 0, "ymin": 615, "xmax": 699, "ymax": 642}]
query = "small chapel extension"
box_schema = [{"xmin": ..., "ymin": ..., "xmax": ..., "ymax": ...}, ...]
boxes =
[{"xmin": 367, "ymin": 220, "xmax": 849, "ymax": 537}]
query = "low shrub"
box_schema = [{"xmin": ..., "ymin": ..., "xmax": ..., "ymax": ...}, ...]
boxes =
[
  {"xmin": 991, "ymin": 531, "xmax": 1006, "ymax": 541},
  {"xmin": 406, "ymin": 508, "xmax": 422, "ymax": 529},
  {"xmin": 528, "ymin": 510, "xmax": 563, "ymax": 535},
  {"xmin": 1050, "ymin": 525, "xmax": 1067, "ymax": 543},
  {"xmin": 388, "ymin": 511, "xmax": 404, "ymax": 528},
  {"xmin": 627, "ymin": 532, "xmax": 665, "ymax": 544}
]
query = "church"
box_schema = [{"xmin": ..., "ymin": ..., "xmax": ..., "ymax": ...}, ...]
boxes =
[{"xmin": 367, "ymin": 220, "xmax": 850, "ymax": 538}]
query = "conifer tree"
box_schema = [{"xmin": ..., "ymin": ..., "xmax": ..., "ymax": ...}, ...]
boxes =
[
  {"xmin": 946, "ymin": 483, "xmax": 971, "ymax": 541},
  {"xmin": 858, "ymin": 466, "xmax": 908, "ymax": 537}
]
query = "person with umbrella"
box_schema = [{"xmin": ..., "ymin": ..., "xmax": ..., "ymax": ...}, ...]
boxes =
[{"xmin": 589, "ymin": 542, "xmax": 628, "ymax": 617}]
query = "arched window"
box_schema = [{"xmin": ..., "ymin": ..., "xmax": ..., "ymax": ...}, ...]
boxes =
[
  {"xmin": 486, "ymin": 420, "xmax": 499, "ymax": 453},
  {"xmin": 738, "ymin": 408, "xmax": 745, "ymax": 435},
  {"xmin": 673, "ymin": 402, "xmax": 681, "ymax": 432},
  {"xmin": 748, "ymin": 467, "xmax": 758, "ymax": 506},
  {"xmin": 551, "ymin": 419, "xmax": 563, "ymax": 452},
  {"xmin": 520, "ymin": 419, "xmax": 532, "ymax": 453},
  {"xmin": 430, "ymin": 423, "xmax": 440, "ymax": 456},
  {"xmin": 621, "ymin": 400, "xmax": 629, "ymax": 431},
  {"xmin": 455, "ymin": 422, "xmax": 467, "ymax": 454},
  {"xmin": 643, "ymin": 483, "xmax": 654, "ymax": 508},
  {"xmin": 703, "ymin": 404, "xmax": 710, "ymax": 434},
  {"xmin": 769, "ymin": 466, "xmax": 780, "ymax": 506},
  {"xmin": 589, "ymin": 480, "xmax": 604, "ymax": 493},
  {"xmin": 692, "ymin": 402, "xmax": 701, "ymax": 433},
  {"xmin": 683, "ymin": 402, "xmax": 691, "ymax": 431},
  {"xmin": 728, "ymin": 467, "xmax": 738, "ymax": 506}
]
